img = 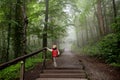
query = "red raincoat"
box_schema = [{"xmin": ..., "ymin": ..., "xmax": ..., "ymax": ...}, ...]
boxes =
[{"xmin": 52, "ymin": 48, "xmax": 58, "ymax": 57}]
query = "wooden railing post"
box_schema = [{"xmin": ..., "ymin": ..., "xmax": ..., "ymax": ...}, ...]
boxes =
[
  {"xmin": 41, "ymin": 49, "xmax": 47, "ymax": 73},
  {"xmin": 44, "ymin": 49, "xmax": 47, "ymax": 69},
  {"xmin": 20, "ymin": 60, "xmax": 25, "ymax": 80}
]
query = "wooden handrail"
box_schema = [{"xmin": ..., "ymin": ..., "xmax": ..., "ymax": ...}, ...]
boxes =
[{"xmin": 0, "ymin": 48, "xmax": 46, "ymax": 70}]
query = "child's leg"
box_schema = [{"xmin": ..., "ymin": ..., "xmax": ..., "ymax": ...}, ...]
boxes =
[{"xmin": 53, "ymin": 57, "xmax": 57, "ymax": 67}]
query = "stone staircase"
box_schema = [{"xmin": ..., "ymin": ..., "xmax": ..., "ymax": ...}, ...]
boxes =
[
  {"xmin": 36, "ymin": 68, "xmax": 88, "ymax": 80},
  {"xmin": 36, "ymin": 51, "xmax": 88, "ymax": 80}
]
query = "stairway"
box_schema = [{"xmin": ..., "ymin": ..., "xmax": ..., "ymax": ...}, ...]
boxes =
[
  {"xmin": 35, "ymin": 51, "xmax": 88, "ymax": 80},
  {"xmin": 36, "ymin": 68, "xmax": 88, "ymax": 80}
]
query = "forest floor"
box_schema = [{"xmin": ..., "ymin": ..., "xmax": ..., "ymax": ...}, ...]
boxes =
[
  {"xmin": 78, "ymin": 55, "xmax": 120, "ymax": 80},
  {"xmin": 25, "ymin": 50, "xmax": 120, "ymax": 80}
]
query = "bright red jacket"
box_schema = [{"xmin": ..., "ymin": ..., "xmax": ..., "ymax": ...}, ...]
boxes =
[{"xmin": 52, "ymin": 48, "xmax": 58, "ymax": 57}]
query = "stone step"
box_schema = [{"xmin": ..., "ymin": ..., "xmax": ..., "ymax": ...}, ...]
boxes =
[
  {"xmin": 40, "ymin": 73, "xmax": 86, "ymax": 78},
  {"xmin": 43, "ymin": 69, "xmax": 85, "ymax": 73},
  {"xmin": 36, "ymin": 78, "xmax": 88, "ymax": 80},
  {"xmin": 47, "ymin": 66, "xmax": 83, "ymax": 70}
]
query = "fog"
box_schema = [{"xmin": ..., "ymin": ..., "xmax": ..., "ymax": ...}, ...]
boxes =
[
  {"xmin": 60, "ymin": 26, "xmax": 76, "ymax": 51},
  {"xmin": 59, "ymin": 4, "xmax": 77, "ymax": 51}
]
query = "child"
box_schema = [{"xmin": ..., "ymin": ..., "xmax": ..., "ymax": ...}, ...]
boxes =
[{"xmin": 47, "ymin": 45, "xmax": 60, "ymax": 67}]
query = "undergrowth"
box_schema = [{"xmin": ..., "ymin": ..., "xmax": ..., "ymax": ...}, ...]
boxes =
[{"xmin": 0, "ymin": 53, "xmax": 44, "ymax": 80}]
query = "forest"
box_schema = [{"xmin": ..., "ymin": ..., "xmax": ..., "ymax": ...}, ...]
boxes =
[{"xmin": 0, "ymin": 0, "xmax": 120, "ymax": 80}]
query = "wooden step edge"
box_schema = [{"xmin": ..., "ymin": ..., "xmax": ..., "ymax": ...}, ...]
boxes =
[
  {"xmin": 40, "ymin": 73, "xmax": 87, "ymax": 78},
  {"xmin": 45, "ymin": 67, "xmax": 83, "ymax": 70},
  {"xmin": 36, "ymin": 78, "xmax": 88, "ymax": 80},
  {"xmin": 43, "ymin": 70, "xmax": 85, "ymax": 73}
]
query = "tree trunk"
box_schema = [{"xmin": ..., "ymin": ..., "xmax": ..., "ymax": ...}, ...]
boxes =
[
  {"xmin": 43, "ymin": 0, "xmax": 49, "ymax": 48},
  {"xmin": 1, "ymin": 28, "xmax": 7, "ymax": 63},
  {"xmin": 22, "ymin": 0, "xmax": 28, "ymax": 55},
  {"xmin": 102, "ymin": 1, "xmax": 108, "ymax": 34},
  {"xmin": 112, "ymin": 0, "xmax": 117, "ymax": 23},
  {"xmin": 6, "ymin": 1, "xmax": 12, "ymax": 61},
  {"xmin": 97, "ymin": 0, "xmax": 105, "ymax": 36},
  {"xmin": 93, "ymin": 4, "xmax": 100, "ymax": 40},
  {"xmin": 6, "ymin": 18, "xmax": 11, "ymax": 61},
  {"xmin": 81, "ymin": 30, "xmax": 85, "ymax": 47},
  {"xmin": 76, "ymin": 30, "xmax": 80, "ymax": 47},
  {"xmin": 88, "ymin": 19, "xmax": 95, "ymax": 42},
  {"xmin": 14, "ymin": 0, "xmax": 27, "ymax": 58}
]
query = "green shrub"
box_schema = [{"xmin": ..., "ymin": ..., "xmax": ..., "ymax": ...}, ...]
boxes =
[
  {"xmin": 0, "ymin": 63, "xmax": 20, "ymax": 80},
  {"xmin": 80, "ymin": 33, "xmax": 120, "ymax": 65},
  {"xmin": 0, "ymin": 53, "xmax": 43, "ymax": 80},
  {"xmin": 98, "ymin": 16, "xmax": 120, "ymax": 64},
  {"xmin": 79, "ymin": 43, "xmax": 100, "ymax": 56},
  {"xmin": 110, "ymin": 63, "xmax": 120, "ymax": 67}
]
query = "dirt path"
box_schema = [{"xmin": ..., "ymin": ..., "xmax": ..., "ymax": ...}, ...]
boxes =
[
  {"xmin": 25, "ymin": 50, "xmax": 120, "ymax": 80},
  {"xmin": 78, "ymin": 55, "xmax": 120, "ymax": 80},
  {"xmin": 46, "ymin": 50, "xmax": 83, "ymax": 69}
]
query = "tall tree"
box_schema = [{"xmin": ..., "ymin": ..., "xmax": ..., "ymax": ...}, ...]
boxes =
[
  {"xmin": 112, "ymin": 0, "xmax": 117, "ymax": 23},
  {"xmin": 14, "ymin": 0, "xmax": 27, "ymax": 58},
  {"xmin": 43, "ymin": 0, "xmax": 49, "ymax": 48},
  {"xmin": 97, "ymin": 0, "xmax": 105, "ymax": 36},
  {"xmin": 6, "ymin": 1, "xmax": 12, "ymax": 61}
]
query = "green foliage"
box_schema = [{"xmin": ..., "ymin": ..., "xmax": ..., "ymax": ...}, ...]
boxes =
[
  {"xmin": 111, "ymin": 16, "xmax": 120, "ymax": 33},
  {"xmin": 81, "ymin": 33, "xmax": 120, "ymax": 65},
  {"xmin": 82, "ymin": 43, "xmax": 100, "ymax": 55},
  {"xmin": 46, "ymin": 51, "xmax": 52, "ymax": 59},
  {"xmin": 0, "ymin": 63, "xmax": 20, "ymax": 80},
  {"xmin": 72, "ymin": 42, "xmax": 100, "ymax": 56},
  {"xmin": 110, "ymin": 63, "xmax": 120, "ymax": 67},
  {"xmin": 98, "ymin": 17, "xmax": 120, "ymax": 64},
  {"xmin": 98, "ymin": 33, "xmax": 119, "ymax": 63},
  {"xmin": 0, "ymin": 53, "xmax": 43, "ymax": 80},
  {"xmin": 80, "ymin": 17, "xmax": 120, "ymax": 66}
]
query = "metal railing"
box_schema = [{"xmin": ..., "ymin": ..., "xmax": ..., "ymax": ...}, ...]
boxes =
[{"xmin": 0, "ymin": 48, "xmax": 47, "ymax": 80}]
